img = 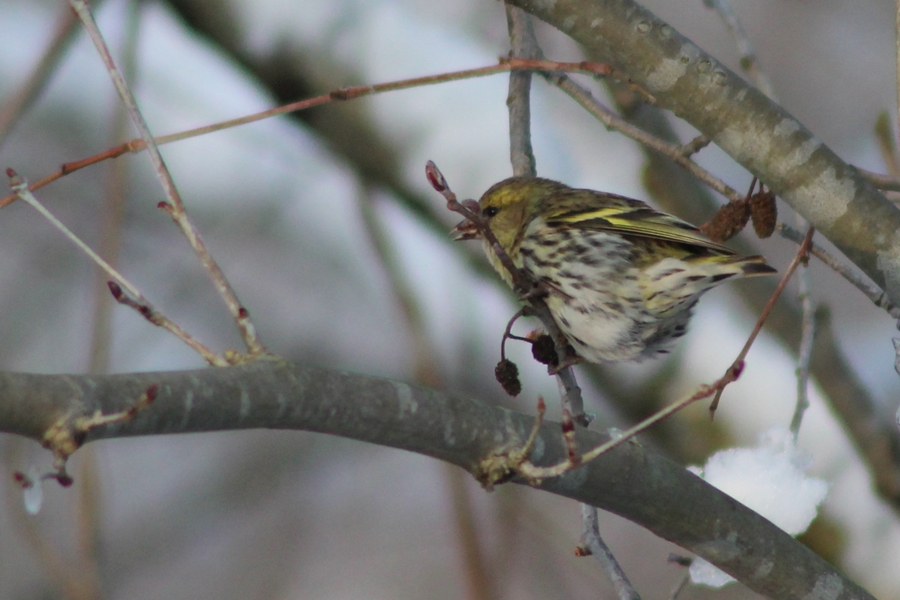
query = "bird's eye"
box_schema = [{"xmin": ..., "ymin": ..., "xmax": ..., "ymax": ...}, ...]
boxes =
[{"xmin": 483, "ymin": 206, "xmax": 500, "ymax": 218}]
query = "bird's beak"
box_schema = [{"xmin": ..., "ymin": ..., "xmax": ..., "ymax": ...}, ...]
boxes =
[{"xmin": 451, "ymin": 218, "xmax": 479, "ymax": 241}]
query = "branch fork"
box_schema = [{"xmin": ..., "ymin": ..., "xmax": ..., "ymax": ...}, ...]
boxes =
[{"xmin": 15, "ymin": 384, "xmax": 157, "ymax": 488}]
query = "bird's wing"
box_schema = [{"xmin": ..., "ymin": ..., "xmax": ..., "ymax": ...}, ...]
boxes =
[{"xmin": 546, "ymin": 193, "xmax": 735, "ymax": 255}]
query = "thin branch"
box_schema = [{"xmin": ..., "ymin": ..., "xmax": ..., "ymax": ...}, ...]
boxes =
[
  {"xmin": 703, "ymin": 0, "xmax": 776, "ymax": 100},
  {"xmin": 791, "ymin": 259, "xmax": 816, "ymax": 437},
  {"xmin": 506, "ymin": 6, "xmax": 539, "ymax": 178},
  {"xmin": 0, "ymin": 58, "xmax": 627, "ymax": 211},
  {"xmin": 706, "ymin": 0, "xmax": 819, "ymax": 432},
  {"xmin": 89, "ymin": 0, "xmax": 142, "ymax": 374},
  {"xmin": 69, "ymin": 0, "xmax": 268, "ymax": 357},
  {"xmin": 860, "ymin": 166, "xmax": 900, "ymax": 192},
  {"xmin": 505, "ymin": 6, "xmax": 586, "ymax": 422},
  {"xmin": 540, "ymin": 70, "xmax": 744, "ymax": 203},
  {"xmin": 778, "ymin": 223, "xmax": 900, "ymax": 318},
  {"xmin": 516, "ymin": 368, "xmax": 738, "ymax": 481},
  {"xmin": 709, "ymin": 226, "xmax": 816, "ymax": 412},
  {"xmin": 105, "ymin": 282, "xmax": 224, "ymax": 365},
  {"xmin": 579, "ymin": 504, "xmax": 641, "ymax": 600},
  {"xmin": 7, "ymin": 170, "xmax": 141, "ymax": 299},
  {"xmin": 5, "ymin": 170, "xmax": 223, "ymax": 365}
]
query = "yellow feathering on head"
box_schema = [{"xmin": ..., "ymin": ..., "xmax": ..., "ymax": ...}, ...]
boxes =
[
  {"xmin": 477, "ymin": 177, "xmax": 566, "ymax": 252},
  {"xmin": 464, "ymin": 177, "xmax": 545, "ymax": 286},
  {"xmin": 476, "ymin": 183, "xmax": 530, "ymax": 253}
]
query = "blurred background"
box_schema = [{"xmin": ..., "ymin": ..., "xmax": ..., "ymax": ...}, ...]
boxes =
[{"xmin": 0, "ymin": 0, "xmax": 897, "ymax": 598}]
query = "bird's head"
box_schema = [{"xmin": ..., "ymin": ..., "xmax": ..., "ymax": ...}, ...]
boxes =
[{"xmin": 451, "ymin": 177, "xmax": 564, "ymax": 251}]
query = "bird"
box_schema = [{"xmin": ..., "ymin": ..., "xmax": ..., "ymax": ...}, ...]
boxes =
[{"xmin": 452, "ymin": 176, "xmax": 776, "ymax": 364}]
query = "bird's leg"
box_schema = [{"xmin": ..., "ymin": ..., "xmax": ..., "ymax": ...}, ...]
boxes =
[
  {"xmin": 529, "ymin": 332, "xmax": 584, "ymax": 373},
  {"xmin": 548, "ymin": 346, "xmax": 584, "ymax": 374}
]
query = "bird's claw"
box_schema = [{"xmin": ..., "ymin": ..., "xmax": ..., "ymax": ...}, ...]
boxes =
[{"xmin": 548, "ymin": 350, "xmax": 584, "ymax": 374}]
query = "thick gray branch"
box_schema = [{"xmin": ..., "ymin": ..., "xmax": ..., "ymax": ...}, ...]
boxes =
[
  {"xmin": 508, "ymin": 0, "xmax": 900, "ymax": 306},
  {"xmin": 0, "ymin": 363, "xmax": 872, "ymax": 599}
]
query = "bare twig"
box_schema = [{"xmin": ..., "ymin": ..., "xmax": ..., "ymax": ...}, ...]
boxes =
[
  {"xmin": 106, "ymin": 282, "xmax": 225, "ymax": 365},
  {"xmin": 541, "ymin": 71, "xmax": 744, "ymax": 203},
  {"xmin": 703, "ymin": 0, "xmax": 776, "ymax": 99},
  {"xmin": 88, "ymin": 0, "xmax": 142, "ymax": 373},
  {"xmin": 22, "ymin": 384, "xmax": 157, "ymax": 489},
  {"xmin": 69, "ymin": 0, "xmax": 268, "ymax": 358},
  {"xmin": 578, "ymin": 504, "xmax": 642, "ymax": 600},
  {"xmin": 709, "ymin": 226, "xmax": 816, "ymax": 412},
  {"xmin": 427, "ymin": 163, "xmax": 522, "ymax": 290},
  {"xmin": 0, "ymin": 57, "xmax": 633, "ymax": 211},
  {"xmin": 5, "ymin": 170, "xmax": 224, "ymax": 365},
  {"xmin": 791, "ymin": 253, "xmax": 816, "ymax": 437},
  {"xmin": 667, "ymin": 573, "xmax": 691, "ymax": 600},
  {"xmin": 7, "ymin": 170, "xmax": 139, "ymax": 299},
  {"xmin": 706, "ymin": 0, "xmax": 821, "ymax": 435},
  {"xmin": 778, "ymin": 223, "xmax": 900, "ymax": 318},
  {"xmin": 506, "ymin": 7, "xmax": 539, "ymax": 178},
  {"xmin": 505, "ymin": 7, "xmax": 586, "ymax": 423},
  {"xmin": 512, "ymin": 369, "xmax": 739, "ymax": 482}
]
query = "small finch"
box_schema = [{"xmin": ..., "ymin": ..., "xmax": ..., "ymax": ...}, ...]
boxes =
[{"xmin": 452, "ymin": 177, "xmax": 776, "ymax": 363}]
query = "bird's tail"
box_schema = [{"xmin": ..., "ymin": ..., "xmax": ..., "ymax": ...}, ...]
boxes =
[
  {"xmin": 712, "ymin": 254, "xmax": 778, "ymax": 277},
  {"xmin": 643, "ymin": 254, "xmax": 776, "ymax": 315}
]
